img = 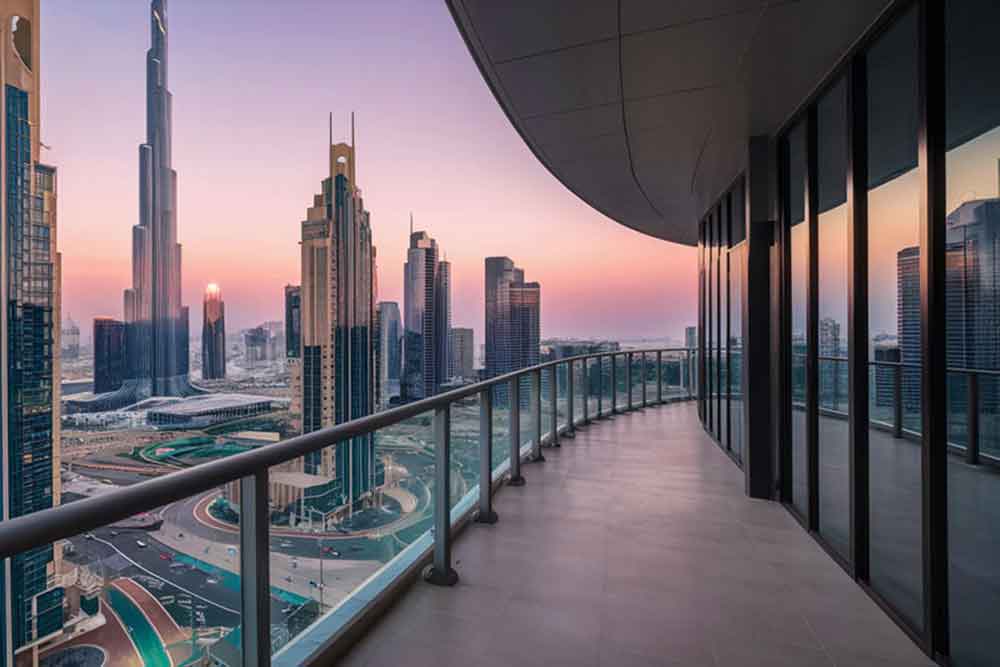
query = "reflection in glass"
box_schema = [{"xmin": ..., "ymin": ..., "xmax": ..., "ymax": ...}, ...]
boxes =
[
  {"xmin": 787, "ymin": 121, "xmax": 809, "ymax": 518},
  {"xmin": 816, "ymin": 76, "xmax": 850, "ymax": 561},
  {"xmin": 866, "ymin": 5, "xmax": 923, "ymax": 632},
  {"xmin": 946, "ymin": 1, "xmax": 1000, "ymax": 663}
]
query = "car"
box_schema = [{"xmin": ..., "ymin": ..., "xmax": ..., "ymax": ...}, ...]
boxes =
[
  {"xmin": 169, "ymin": 562, "xmax": 186, "ymax": 570},
  {"xmin": 159, "ymin": 552, "xmax": 172, "ymax": 561},
  {"xmin": 136, "ymin": 540, "xmax": 148, "ymax": 548},
  {"xmin": 280, "ymin": 541, "xmax": 293, "ymax": 549},
  {"xmin": 282, "ymin": 606, "xmax": 292, "ymax": 614},
  {"xmin": 110, "ymin": 530, "xmax": 119, "ymax": 537},
  {"xmin": 84, "ymin": 533, "xmax": 95, "ymax": 540}
]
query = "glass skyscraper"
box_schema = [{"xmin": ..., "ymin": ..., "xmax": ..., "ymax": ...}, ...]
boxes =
[
  {"xmin": 402, "ymin": 228, "xmax": 450, "ymax": 401},
  {"xmin": 201, "ymin": 283, "xmax": 226, "ymax": 380},
  {"xmin": 2, "ymin": 9, "xmax": 65, "ymax": 661},
  {"xmin": 122, "ymin": 0, "xmax": 191, "ymax": 400}
]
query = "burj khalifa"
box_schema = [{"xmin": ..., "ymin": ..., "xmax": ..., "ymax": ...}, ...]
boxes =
[{"xmin": 123, "ymin": 0, "xmax": 191, "ymax": 397}]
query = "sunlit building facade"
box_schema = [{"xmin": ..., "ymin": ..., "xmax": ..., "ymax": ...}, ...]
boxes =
[
  {"xmin": 201, "ymin": 283, "xmax": 225, "ymax": 380},
  {"xmin": 295, "ymin": 117, "xmax": 379, "ymax": 513}
]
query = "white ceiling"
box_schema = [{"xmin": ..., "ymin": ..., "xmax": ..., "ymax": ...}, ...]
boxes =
[{"xmin": 447, "ymin": 0, "xmax": 894, "ymax": 245}]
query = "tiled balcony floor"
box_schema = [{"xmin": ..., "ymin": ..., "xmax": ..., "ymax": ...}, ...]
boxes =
[{"xmin": 341, "ymin": 402, "xmax": 933, "ymax": 667}]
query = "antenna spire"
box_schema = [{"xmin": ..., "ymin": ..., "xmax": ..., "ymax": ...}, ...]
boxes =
[
  {"xmin": 410, "ymin": 212, "xmax": 413, "ymax": 236},
  {"xmin": 328, "ymin": 112, "xmax": 332, "ymax": 147}
]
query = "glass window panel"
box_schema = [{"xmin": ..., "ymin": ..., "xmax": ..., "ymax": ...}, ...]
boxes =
[
  {"xmin": 787, "ymin": 121, "xmax": 810, "ymax": 518},
  {"xmin": 946, "ymin": 1, "xmax": 1000, "ymax": 664},
  {"xmin": 720, "ymin": 201, "xmax": 730, "ymax": 449},
  {"xmin": 816, "ymin": 76, "xmax": 850, "ymax": 561},
  {"xmin": 730, "ymin": 238, "xmax": 745, "ymax": 464},
  {"xmin": 865, "ymin": 5, "xmax": 923, "ymax": 632}
]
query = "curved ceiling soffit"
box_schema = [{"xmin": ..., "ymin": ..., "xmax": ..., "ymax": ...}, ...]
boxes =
[{"xmin": 446, "ymin": 0, "xmax": 683, "ymax": 245}]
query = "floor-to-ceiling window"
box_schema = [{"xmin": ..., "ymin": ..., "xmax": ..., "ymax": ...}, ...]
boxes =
[
  {"xmin": 816, "ymin": 76, "xmax": 851, "ymax": 561},
  {"xmin": 946, "ymin": 1, "xmax": 1000, "ymax": 663},
  {"xmin": 866, "ymin": 4, "xmax": 924, "ymax": 632},
  {"xmin": 730, "ymin": 182, "xmax": 746, "ymax": 463},
  {"xmin": 786, "ymin": 121, "xmax": 810, "ymax": 519},
  {"xmin": 720, "ymin": 200, "xmax": 730, "ymax": 450}
]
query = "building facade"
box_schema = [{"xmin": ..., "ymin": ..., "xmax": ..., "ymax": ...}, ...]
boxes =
[
  {"xmin": 402, "ymin": 229, "xmax": 450, "ymax": 401},
  {"xmin": 201, "ymin": 283, "xmax": 225, "ymax": 380},
  {"xmin": 376, "ymin": 301, "xmax": 401, "ymax": 408},
  {"xmin": 122, "ymin": 0, "xmax": 191, "ymax": 400},
  {"xmin": 484, "ymin": 257, "xmax": 539, "ymax": 379},
  {"xmin": 449, "ymin": 327, "xmax": 474, "ymax": 380},
  {"xmin": 93, "ymin": 318, "xmax": 126, "ymax": 394},
  {"xmin": 295, "ymin": 116, "xmax": 379, "ymax": 514},
  {"xmin": 1, "ymin": 3, "xmax": 65, "ymax": 660}
]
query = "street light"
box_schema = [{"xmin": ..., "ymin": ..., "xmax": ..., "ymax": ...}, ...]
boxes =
[{"xmin": 312, "ymin": 529, "xmax": 325, "ymax": 609}]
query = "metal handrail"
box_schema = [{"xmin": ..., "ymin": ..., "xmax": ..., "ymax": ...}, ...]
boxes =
[{"xmin": 0, "ymin": 346, "xmax": 694, "ymax": 562}]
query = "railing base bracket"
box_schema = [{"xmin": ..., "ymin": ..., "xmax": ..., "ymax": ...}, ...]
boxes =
[
  {"xmin": 508, "ymin": 475, "xmax": 526, "ymax": 487},
  {"xmin": 423, "ymin": 565, "xmax": 459, "ymax": 587},
  {"xmin": 475, "ymin": 510, "xmax": 499, "ymax": 524}
]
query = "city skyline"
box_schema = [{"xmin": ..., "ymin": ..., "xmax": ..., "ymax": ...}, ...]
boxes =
[{"xmin": 40, "ymin": 0, "xmax": 697, "ymax": 347}]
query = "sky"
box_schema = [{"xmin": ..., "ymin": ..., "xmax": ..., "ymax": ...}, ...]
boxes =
[{"xmin": 41, "ymin": 0, "xmax": 697, "ymax": 349}]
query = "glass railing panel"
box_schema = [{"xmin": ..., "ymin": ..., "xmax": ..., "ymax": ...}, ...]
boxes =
[
  {"xmin": 602, "ymin": 357, "xmax": 613, "ymax": 416},
  {"xmin": 541, "ymin": 368, "xmax": 554, "ymax": 442},
  {"xmin": 572, "ymin": 359, "xmax": 586, "ymax": 423},
  {"xmin": 450, "ymin": 391, "xmax": 482, "ymax": 513},
  {"xmin": 491, "ymin": 384, "xmax": 513, "ymax": 471},
  {"xmin": 615, "ymin": 354, "xmax": 627, "ymax": 412},
  {"xmin": 54, "ymin": 483, "xmax": 242, "ymax": 666},
  {"xmin": 269, "ymin": 411, "xmax": 434, "ymax": 660},
  {"xmin": 556, "ymin": 362, "xmax": 569, "ymax": 430}
]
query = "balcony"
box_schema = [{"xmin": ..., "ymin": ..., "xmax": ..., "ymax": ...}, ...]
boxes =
[{"xmin": 339, "ymin": 401, "xmax": 931, "ymax": 667}]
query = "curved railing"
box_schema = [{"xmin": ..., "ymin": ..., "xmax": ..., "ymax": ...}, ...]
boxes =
[{"xmin": 1, "ymin": 347, "xmax": 696, "ymax": 666}]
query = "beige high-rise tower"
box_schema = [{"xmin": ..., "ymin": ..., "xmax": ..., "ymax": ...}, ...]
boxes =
[{"xmin": 295, "ymin": 114, "xmax": 381, "ymax": 519}]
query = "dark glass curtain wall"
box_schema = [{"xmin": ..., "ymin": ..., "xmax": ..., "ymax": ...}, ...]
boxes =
[{"xmin": 695, "ymin": 1, "xmax": 1000, "ymax": 664}]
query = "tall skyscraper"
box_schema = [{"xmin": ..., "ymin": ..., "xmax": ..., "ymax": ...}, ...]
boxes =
[
  {"xmin": 485, "ymin": 257, "xmax": 540, "ymax": 379},
  {"xmin": 122, "ymin": 0, "xmax": 190, "ymax": 399},
  {"xmin": 402, "ymin": 226, "xmax": 450, "ymax": 400},
  {"xmin": 686, "ymin": 326, "xmax": 697, "ymax": 350},
  {"xmin": 450, "ymin": 327, "xmax": 474, "ymax": 379},
  {"xmin": 295, "ymin": 114, "xmax": 379, "ymax": 514},
  {"xmin": 377, "ymin": 302, "xmax": 401, "ymax": 407},
  {"xmin": 2, "ymin": 6, "xmax": 66, "ymax": 660},
  {"xmin": 202, "ymin": 284, "xmax": 226, "ymax": 379},
  {"xmin": 94, "ymin": 318, "xmax": 126, "ymax": 394}
]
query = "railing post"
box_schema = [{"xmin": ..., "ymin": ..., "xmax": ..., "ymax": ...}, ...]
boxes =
[
  {"xmin": 477, "ymin": 388, "xmax": 498, "ymax": 523},
  {"xmin": 893, "ymin": 364, "xmax": 903, "ymax": 439},
  {"xmin": 531, "ymin": 369, "xmax": 545, "ymax": 462},
  {"xmin": 968, "ymin": 372, "xmax": 980, "ymax": 465},
  {"xmin": 627, "ymin": 352, "xmax": 634, "ymax": 410},
  {"xmin": 641, "ymin": 352, "xmax": 648, "ymax": 407},
  {"xmin": 566, "ymin": 359, "xmax": 576, "ymax": 436},
  {"xmin": 509, "ymin": 379, "xmax": 525, "ymax": 486},
  {"xmin": 425, "ymin": 404, "xmax": 459, "ymax": 586},
  {"xmin": 583, "ymin": 358, "xmax": 590, "ymax": 424},
  {"xmin": 240, "ymin": 470, "xmax": 271, "ymax": 667},
  {"xmin": 550, "ymin": 365, "xmax": 560, "ymax": 447},
  {"xmin": 657, "ymin": 350, "xmax": 663, "ymax": 403},
  {"xmin": 611, "ymin": 354, "xmax": 618, "ymax": 414}
]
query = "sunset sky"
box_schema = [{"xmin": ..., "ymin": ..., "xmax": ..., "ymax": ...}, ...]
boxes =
[{"xmin": 41, "ymin": 0, "xmax": 697, "ymax": 348}]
